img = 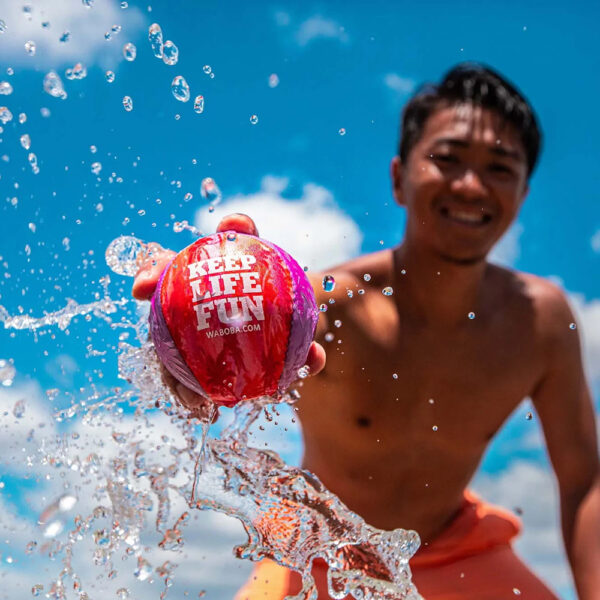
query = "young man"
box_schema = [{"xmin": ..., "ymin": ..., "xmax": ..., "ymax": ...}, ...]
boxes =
[{"xmin": 133, "ymin": 64, "xmax": 600, "ymax": 599}]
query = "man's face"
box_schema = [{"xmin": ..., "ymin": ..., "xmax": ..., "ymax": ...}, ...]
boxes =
[{"xmin": 392, "ymin": 104, "xmax": 530, "ymax": 264}]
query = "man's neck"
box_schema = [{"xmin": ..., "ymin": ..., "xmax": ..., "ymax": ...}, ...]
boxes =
[{"xmin": 392, "ymin": 242, "xmax": 489, "ymax": 328}]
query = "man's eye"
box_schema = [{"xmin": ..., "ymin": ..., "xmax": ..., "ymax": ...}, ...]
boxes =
[
  {"xmin": 489, "ymin": 163, "xmax": 513, "ymax": 174},
  {"xmin": 430, "ymin": 153, "xmax": 458, "ymax": 163}
]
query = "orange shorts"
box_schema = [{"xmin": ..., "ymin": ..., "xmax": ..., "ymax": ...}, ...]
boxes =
[{"xmin": 234, "ymin": 491, "xmax": 559, "ymax": 599}]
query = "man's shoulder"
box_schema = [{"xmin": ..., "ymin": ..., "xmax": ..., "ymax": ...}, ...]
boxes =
[{"xmin": 489, "ymin": 264, "xmax": 575, "ymax": 338}]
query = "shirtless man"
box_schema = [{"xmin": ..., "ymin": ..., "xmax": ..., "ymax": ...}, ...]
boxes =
[{"xmin": 133, "ymin": 64, "xmax": 600, "ymax": 599}]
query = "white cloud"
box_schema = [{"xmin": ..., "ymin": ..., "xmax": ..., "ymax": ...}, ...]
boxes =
[
  {"xmin": 194, "ymin": 176, "xmax": 363, "ymax": 271},
  {"xmin": 489, "ymin": 222, "xmax": 523, "ymax": 267},
  {"xmin": 591, "ymin": 229, "xmax": 600, "ymax": 253},
  {"xmin": 0, "ymin": 0, "xmax": 145, "ymax": 68},
  {"xmin": 383, "ymin": 73, "xmax": 416, "ymax": 97},
  {"xmin": 567, "ymin": 292, "xmax": 600, "ymax": 386},
  {"xmin": 472, "ymin": 460, "xmax": 574, "ymax": 598},
  {"xmin": 295, "ymin": 15, "xmax": 349, "ymax": 47}
]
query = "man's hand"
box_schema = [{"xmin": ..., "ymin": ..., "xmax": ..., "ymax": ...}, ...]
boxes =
[{"xmin": 131, "ymin": 213, "xmax": 326, "ymax": 414}]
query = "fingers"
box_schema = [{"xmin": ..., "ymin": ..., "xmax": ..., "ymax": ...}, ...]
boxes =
[
  {"xmin": 132, "ymin": 250, "xmax": 176, "ymax": 300},
  {"xmin": 305, "ymin": 341, "xmax": 326, "ymax": 376},
  {"xmin": 216, "ymin": 213, "xmax": 259, "ymax": 237},
  {"xmin": 160, "ymin": 362, "xmax": 218, "ymax": 423}
]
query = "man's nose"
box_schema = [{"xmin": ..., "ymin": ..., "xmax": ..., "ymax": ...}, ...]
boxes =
[{"xmin": 450, "ymin": 168, "xmax": 487, "ymax": 200}]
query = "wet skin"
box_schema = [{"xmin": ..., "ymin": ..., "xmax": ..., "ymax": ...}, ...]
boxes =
[{"xmin": 134, "ymin": 105, "xmax": 600, "ymax": 595}]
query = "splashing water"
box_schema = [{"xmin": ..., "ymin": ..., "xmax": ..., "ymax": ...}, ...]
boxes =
[
  {"xmin": 171, "ymin": 76, "xmax": 190, "ymax": 102},
  {"xmin": 0, "ymin": 235, "xmax": 423, "ymax": 600},
  {"xmin": 43, "ymin": 71, "xmax": 66, "ymax": 99},
  {"xmin": 123, "ymin": 43, "xmax": 137, "ymax": 61},
  {"xmin": 162, "ymin": 41, "xmax": 179, "ymax": 66},
  {"xmin": 148, "ymin": 23, "xmax": 163, "ymax": 58}
]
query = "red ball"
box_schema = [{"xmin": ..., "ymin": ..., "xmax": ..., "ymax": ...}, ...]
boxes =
[{"xmin": 149, "ymin": 232, "xmax": 318, "ymax": 407}]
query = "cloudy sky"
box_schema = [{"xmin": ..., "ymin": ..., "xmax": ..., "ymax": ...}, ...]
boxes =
[{"xmin": 0, "ymin": 1, "xmax": 599, "ymax": 599}]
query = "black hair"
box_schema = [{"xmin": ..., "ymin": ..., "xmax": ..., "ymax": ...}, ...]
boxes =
[{"xmin": 399, "ymin": 63, "xmax": 542, "ymax": 176}]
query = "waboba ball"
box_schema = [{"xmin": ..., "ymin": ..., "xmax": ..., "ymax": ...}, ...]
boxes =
[{"xmin": 149, "ymin": 231, "xmax": 318, "ymax": 407}]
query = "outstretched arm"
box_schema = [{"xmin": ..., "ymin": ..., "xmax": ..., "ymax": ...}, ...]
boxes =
[{"xmin": 531, "ymin": 286, "xmax": 600, "ymax": 599}]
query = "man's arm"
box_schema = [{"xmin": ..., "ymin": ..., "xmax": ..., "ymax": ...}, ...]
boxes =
[{"xmin": 531, "ymin": 285, "xmax": 600, "ymax": 599}]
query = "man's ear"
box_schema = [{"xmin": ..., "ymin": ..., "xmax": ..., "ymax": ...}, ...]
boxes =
[{"xmin": 390, "ymin": 156, "xmax": 405, "ymax": 206}]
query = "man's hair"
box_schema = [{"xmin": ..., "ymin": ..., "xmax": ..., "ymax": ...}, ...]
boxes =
[{"xmin": 399, "ymin": 63, "xmax": 542, "ymax": 176}]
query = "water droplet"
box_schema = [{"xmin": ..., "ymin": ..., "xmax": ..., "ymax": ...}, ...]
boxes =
[
  {"xmin": 226, "ymin": 232, "xmax": 237, "ymax": 242},
  {"xmin": 338, "ymin": 127, "xmax": 346, "ymax": 136},
  {"xmin": 112, "ymin": 24, "xmax": 122, "ymax": 34},
  {"xmin": 0, "ymin": 106, "xmax": 12, "ymax": 124},
  {"xmin": 0, "ymin": 20, "xmax": 7, "ymax": 33},
  {"xmin": 134, "ymin": 557, "xmax": 153, "ymax": 581},
  {"xmin": 20, "ymin": 134, "xmax": 31, "ymax": 150},
  {"xmin": 116, "ymin": 589, "xmax": 130, "ymax": 600},
  {"xmin": 82, "ymin": 0, "xmax": 94, "ymax": 7},
  {"xmin": 319, "ymin": 303, "xmax": 327, "ymax": 312},
  {"xmin": 0, "ymin": 359, "xmax": 16, "ymax": 386},
  {"xmin": 28, "ymin": 153, "xmax": 39, "ymax": 174},
  {"xmin": 392, "ymin": 373, "xmax": 398, "ymax": 380},
  {"xmin": 467, "ymin": 312, "xmax": 475, "ymax": 320},
  {"xmin": 268, "ymin": 73, "xmax": 279, "ymax": 88},
  {"xmin": 43, "ymin": 71, "xmax": 66, "ymax": 99},
  {"xmin": 122, "ymin": 95, "xmax": 133, "ymax": 111},
  {"xmin": 105, "ymin": 70, "xmax": 115, "ymax": 83},
  {"xmin": 0, "ymin": 81, "xmax": 13, "ymax": 95},
  {"xmin": 65, "ymin": 62, "xmax": 87, "ymax": 80},
  {"xmin": 200, "ymin": 177, "xmax": 221, "ymax": 206},
  {"xmin": 382, "ymin": 286, "xmax": 393, "ymax": 296},
  {"xmin": 334, "ymin": 319, "xmax": 342, "ymax": 328},
  {"xmin": 91, "ymin": 162, "xmax": 102, "ymax": 175},
  {"xmin": 347, "ymin": 290, "xmax": 353, "ymax": 298},
  {"xmin": 324, "ymin": 332, "xmax": 335, "ymax": 342},
  {"xmin": 322, "ymin": 275, "xmax": 335, "ymax": 292},
  {"xmin": 31, "ymin": 584, "xmax": 43, "ymax": 597},
  {"xmin": 123, "ymin": 42, "xmax": 137, "ymax": 61},
  {"xmin": 59, "ymin": 31, "xmax": 71, "ymax": 43},
  {"xmin": 297, "ymin": 365, "xmax": 310, "ymax": 379},
  {"xmin": 120, "ymin": 1, "xmax": 128, "ymax": 7},
  {"xmin": 432, "ymin": 425, "xmax": 438, "ymax": 432},
  {"xmin": 93, "ymin": 528, "xmax": 110, "ymax": 545},
  {"xmin": 25, "ymin": 40, "xmax": 36, "ymax": 56},
  {"xmin": 363, "ymin": 273, "xmax": 371, "ymax": 281},
  {"xmin": 162, "ymin": 40, "xmax": 178, "ymax": 65},
  {"xmin": 171, "ymin": 75, "xmax": 190, "ymax": 102},
  {"xmin": 193, "ymin": 95, "xmax": 204, "ymax": 114},
  {"xmin": 203, "ymin": 65, "xmax": 212, "ymax": 75},
  {"xmin": 525, "ymin": 412, "xmax": 532, "ymax": 421},
  {"xmin": 512, "ymin": 589, "xmax": 521, "ymax": 596},
  {"xmin": 148, "ymin": 23, "xmax": 163, "ymax": 57},
  {"xmin": 90, "ymin": 144, "xmax": 97, "ymax": 153},
  {"xmin": 250, "ymin": 114, "xmax": 259, "ymax": 125},
  {"xmin": 569, "ymin": 322, "xmax": 576, "ymax": 330},
  {"xmin": 13, "ymin": 399, "xmax": 25, "ymax": 418},
  {"xmin": 18, "ymin": 112, "xmax": 27, "ymax": 123},
  {"xmin": 428, "ymin": 398, "xmax": 435, "ymax": 404},
  {"xmin": 105, "ymin": 236, "xmax": 146, "ymax": 276},
  {"xmin": 184, "ymin": 192, "xmax": 192, "ymax": 201},
  {"xmin": 25, "ymin": 541, "xmax": 37, "ymax": 554}
]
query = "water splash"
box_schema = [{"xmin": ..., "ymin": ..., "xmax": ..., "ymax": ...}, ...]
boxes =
[
  {"xmin": 148, "ymin": 23, "xmax": 163, "ymax": 58},
  {"xmin": 171, "ymin": 76, "xmax": 190, "ymax": 102}
]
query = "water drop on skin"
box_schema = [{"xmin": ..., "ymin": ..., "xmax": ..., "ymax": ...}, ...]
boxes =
[
  {"xmin": 322, "ymin": 275, "xmax": 335, "ymax": 292},
  {"xmin": 467, "ymin": 312, "xmax": 476, "ymax": 320},
  {"xmin": 382, "ymin": 286, "xmax": 393, "ymax": 296},
  {"xmin": 171, "ymin": 76, "xmax": 190, "ymax": 102},
  {"xmin": 334, "ymin": 320, "xmax": 342, "ymax": 328},
  {"xmin": 319, "ymin": 304, "xmax": 327, "ymax": 313},
  {"xmin": 363, "ymin": 273, "xmax": 371, "ymax": 281}
]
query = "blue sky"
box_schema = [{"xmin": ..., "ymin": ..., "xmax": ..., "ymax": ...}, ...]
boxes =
[{"xmin": 0, "ymin": 1, "xmax": 599, "ymax": 598}]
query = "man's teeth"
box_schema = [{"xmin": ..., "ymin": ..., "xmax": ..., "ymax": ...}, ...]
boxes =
[{"xmin": 446, "ymin": 209, "xmax": 486, "ymax": 224}]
